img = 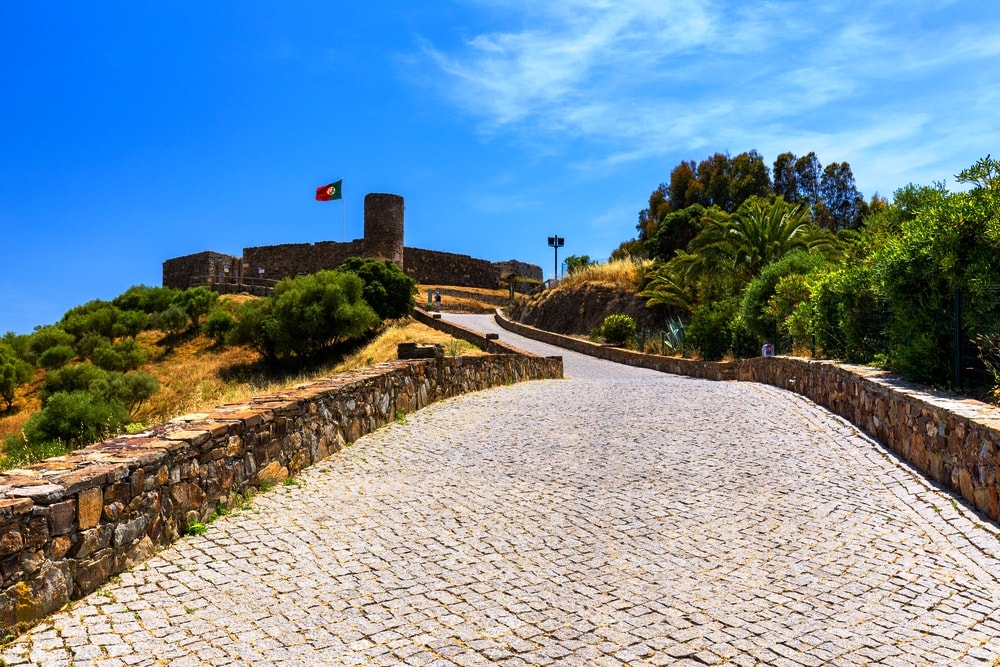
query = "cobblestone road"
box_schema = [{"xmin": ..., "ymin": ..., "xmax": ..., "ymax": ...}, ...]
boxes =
[{"xmin": 5, "ymin": 315, "xmax": 1000, "ymax": 666}]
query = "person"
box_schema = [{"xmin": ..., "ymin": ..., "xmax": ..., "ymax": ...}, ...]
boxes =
[
  {"xmin": 761, "ymin": 340, "xmax": 774, "ymax": 357},
  {"xmin": 433, "ymin": 290, "xmax": 441, "ymax": 311}
]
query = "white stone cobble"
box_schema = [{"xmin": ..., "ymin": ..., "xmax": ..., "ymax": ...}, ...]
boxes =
[{"xmin": 3, "ymin": 314, "xmax": 1000, "ymax": 665}]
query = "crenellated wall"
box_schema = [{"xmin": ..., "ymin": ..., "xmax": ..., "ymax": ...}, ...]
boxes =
[
  {"xmin": 0, "ymin": 352, "xmax": 562, "ymax": 636},
  {"xmin": 162, "ymin": 191, "xmax": 543, "ymax": 292},
  {"xmin": 494, "ymin": 312, "xmax": 1000, "ymax": 523}
]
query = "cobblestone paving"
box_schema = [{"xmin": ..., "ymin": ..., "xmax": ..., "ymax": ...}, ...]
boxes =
[{"xmin": 5, "ymin": 315, "xmax": 1000, "ymax": 666}]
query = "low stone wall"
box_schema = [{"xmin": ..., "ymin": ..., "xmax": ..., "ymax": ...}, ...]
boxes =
[
  {"xmin": 0, "ymin": 354, "xmax": 563, "ymax": 636},
  {"xmin": 495, "ymin": 312, "xmax": 1000, "ymax": 523}
]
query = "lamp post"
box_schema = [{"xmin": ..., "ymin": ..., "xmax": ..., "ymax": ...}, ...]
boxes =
[{"xmin": 547, "ymin": 235, "xmax": 564, "ymax": 284}]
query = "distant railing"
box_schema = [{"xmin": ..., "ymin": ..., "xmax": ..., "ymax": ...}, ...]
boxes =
[{"xmin": 187, "ymin": 275, "xmax": 279, "ymax": 296}]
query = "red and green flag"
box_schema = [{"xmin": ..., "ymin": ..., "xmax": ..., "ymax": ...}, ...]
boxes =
[{"xmin": 315, "ymin": 179, "xmax": 343, "ymax": 201}]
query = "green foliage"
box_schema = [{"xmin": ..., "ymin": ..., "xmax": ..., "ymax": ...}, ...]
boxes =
[
  {"xmin": 60, "ymin": 300, "xmax": 122, "ymax": 340},
  {"xmin": 41, "ymin": 363, "xmax": 157, "ymax": 417},
  {"xmin": 1, "ymin": 433, "xmax": 70, "ymax": 468},
  {"xmin": 150, "ymin": 304, "xmax": 190, "ymax": 335},
  {"xmin": 37, "ymin": 344, "xmax": 75, "ymax": 370},
  {"xmin": 184, "ymin": 522, "xmax": 208, "ymax": 536},
  {"xmin": 645, "ymin": 205, "xmax": 707, "ymax": 261},
  {"xmin": 202, "ymin": 309, "xmax": 236, "ymax": 346},
  {"xmin": 601, "ymin": 313, "xmax": 637, "ymax": 347},
  {"xmin": 337, "ymin": 257, "xmax": 416, "ymax": 320},
  {"xmin": 686, "ymin": 297, "xmax": 740, "ymax": 361},
  {"xmin": 563, "ymin": 255, "xmax": 596, "ymax": 275},
  {"xmin": 809, "ymin": 265, "xmax": 885, "ymax": 362},
  {"xmin": 0, "ymin": 343, "xmax": 33, "ymax": 410},
  {"xmin": 113, "ymin": 285, "xmax": 181, "ymax": 314},
  {"xmin": 738, "ymin": 252, "xmax": 827, "ymax": 343},
  {"xmin": 244, "ymin": 270, "xmax": 379, "ymax": 361},
  {"xmin": 86, "ymin": 337, "xmax": 146, "ymax": 372},
  {"xmin": 22, "ymin": 389, "xmax": 130, "ymax": 450},
  {"xmin": 28, "ymin": 326, "xmax": 76, "ymax": 365},
  {"xmin": 172, "ymin": 286, "xmax": 219, "ymax": 330}
]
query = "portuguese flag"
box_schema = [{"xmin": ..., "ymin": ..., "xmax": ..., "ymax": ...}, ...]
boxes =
[{"xmin": 315, "ymin": 179, "xmax": 343, "ymax": 201}]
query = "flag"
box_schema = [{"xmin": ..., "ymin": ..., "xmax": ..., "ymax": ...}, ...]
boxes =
[{"xmin": 315, "ymin": 179, "xmax": 343, "ymax": 201}]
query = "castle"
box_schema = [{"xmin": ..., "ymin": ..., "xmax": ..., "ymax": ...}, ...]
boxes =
[{"xmin": 162, "ymin": 193, "xmax": 543, "ymax": 294}]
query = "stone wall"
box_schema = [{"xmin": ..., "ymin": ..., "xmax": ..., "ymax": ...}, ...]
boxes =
[
  {"xmin": 162, "ymin": 251, "xmax": 240, "ymax": 290},
  {"xmin": 494, "ymin": 312, "xmax": 1000, "ymax": 523},
  {"xmin": 0, "ymin": 353, "xmax": 563, "ymax": 636},
  {"xmin": 242, "ymin": 240, "xmax": 366, "ymax": 283},
  {"xmin": 403, "ymin": 248, "xmax": 502, "ymax": 289}
]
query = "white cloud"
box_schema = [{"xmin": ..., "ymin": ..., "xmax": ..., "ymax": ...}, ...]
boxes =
[{"xmin": 415, "ymin": 1, "xmax": 1000, "ymax": 195}]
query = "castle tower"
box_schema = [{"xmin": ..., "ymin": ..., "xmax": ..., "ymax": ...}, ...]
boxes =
[{"xmin": 363, "ymin": 193, "xmax": 404, "ymax": 268}]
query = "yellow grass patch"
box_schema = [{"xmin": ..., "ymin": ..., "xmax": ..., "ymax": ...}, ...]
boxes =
[{"xmin": 558, "ymin": 258, "xmax": 652, "ymax": 291}]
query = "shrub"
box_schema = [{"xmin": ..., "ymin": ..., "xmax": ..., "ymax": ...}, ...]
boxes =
[
  {"xmin": 246, "ymin": 270, "xmax": 379, "ymax": 361},
  {"xmin": 150, "ymin": 304, "xmax": 190, "ymax": 335},
  {"xmin": 601, "ymin": 313, "xmax": 637, "ymax": 347},
  {"xmin": 22, "ymin": 390, "xmax": 130, "ymax": 450},
  {"xmin": 686, "ymin": 297, "xmax": 739, "ymax": 361},
  {"xmin": 38, "ymin": 344, "xmax": 76, "ymax": 370},
  {"xmin": 202, "ymin": 309, "xmax": 236, "ymax": 346},
  {"xmin": 0, "ymin": 343, "xmax": 33, "ymax": 410},
  {"xmin": 337, "ymin": 257, "xmax": 417, "ymax": 320}
]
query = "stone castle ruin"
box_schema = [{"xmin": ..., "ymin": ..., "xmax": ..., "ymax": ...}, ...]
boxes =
[{"xmin": 162, "ymin": 193, "xmax": 542, "ymax": 294}]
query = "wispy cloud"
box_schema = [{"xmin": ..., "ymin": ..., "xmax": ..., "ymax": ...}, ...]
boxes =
[{"xmin": 414, "ymin": 1, "xmax": 1000, "ymax": 194}]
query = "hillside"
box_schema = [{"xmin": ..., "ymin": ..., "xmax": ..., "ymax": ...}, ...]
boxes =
[
  {"xmin": 0, "ymin": 286, "xmax": 506, "ymax": 467},
  {"xmin": 506, "ymin": 261, "xmax": 661, "ymax": 336}
]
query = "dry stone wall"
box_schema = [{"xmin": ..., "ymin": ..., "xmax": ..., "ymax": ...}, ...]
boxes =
[
  {"xmin": 0, "ymin": 353, "xmax": 562, "ymax": 636},
  {"xmin": 495, "ymin": 312, "xmax": 1000, "ymax": 524}
]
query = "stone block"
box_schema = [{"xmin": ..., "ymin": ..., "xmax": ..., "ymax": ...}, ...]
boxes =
[{"xmin": 76, "ymin": 487, "xmax": 103, "ymax": 530}]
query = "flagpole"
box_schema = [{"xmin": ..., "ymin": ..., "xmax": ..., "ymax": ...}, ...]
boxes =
[{"xmin": 342, "ymin": 196, "xmax": 347, "ymax": 242}]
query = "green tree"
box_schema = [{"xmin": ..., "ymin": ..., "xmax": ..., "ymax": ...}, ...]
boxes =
[
  {"xmin": 0, "ymin": 343, "xmax": 33, "ymax": 410},
  {"xmin": 772, "ymin": 152, "xmax": 799, "ymax": 203},
  {"xmin": 172, "ymin": 286, "xmax": 218, "ymax": 330},
  {"xmin": 645, "ymin": 204, "xmax": 707, "ymax": 261},
  {"xmin": 150, "ymin": 304, "xmax": 190, "ymax": 335},
  {"xmin": 202, "ymin": 309, "xmax": 237, "ymax": 346},
  {"xmin": 687, "ymin": 197, "xmax": 838, "ymax": 284},
  {"xmin": 250, "ymin": 270, "xmax": 379, "ymax": 361},
  {"xmin": 794, "ymin": 152, "xmax": 822, "ymax": 208},
  {"xmin": 563, "ymin": 255, "xmax": 596, "ymax": 275},
  {"xmin": 818, "ymin": 161, "xmax": 864, "ymax": 230},
  {"xmin": 337, "ymin": 257, "xmax": 416, "ymax": 320},
  {"xmin": 113, "ymin": 285, "xmax": 181, "ymax": 314},
  {"xmin": 28, "ymin": 326, "xmax": 76, "ymax": 364}
]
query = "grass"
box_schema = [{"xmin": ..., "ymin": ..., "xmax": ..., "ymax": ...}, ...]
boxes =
[{"xmin": 557, "ymin": 258, "xmax": 652, "ymax": 291}]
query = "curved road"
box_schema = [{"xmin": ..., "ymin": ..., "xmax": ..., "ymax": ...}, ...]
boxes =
[{"xmin": 4, "ymin": 315, "xmax": 1000, "ymax": 666}]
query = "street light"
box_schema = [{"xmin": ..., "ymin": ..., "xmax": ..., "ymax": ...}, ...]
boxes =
[{"xmin": 547, "ymin": 235, "xmax": 564, "ymax": 283}]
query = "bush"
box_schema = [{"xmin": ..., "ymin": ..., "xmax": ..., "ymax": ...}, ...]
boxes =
[
  {"xmin": 0, "ymin": 343, "xmax": 33, "ymax": 410},
  {"xmin": 172, "ymin": 286, "xmax": 218, "ymax": 330},
  {"xmin": 337, "ymin": 257, "xmax": 416, "ymax": 320},
  {"xmin": 202, "ymin": 309, "xmax": 236, "ymax": 346},
  {"xmin": 686, "ymin": 297, "xmax": 739, "ymax": 361},
  {"xmin": 113, "ymin": 285, "xmax": 181, "ymax": 315},
  {"xmin": 28, "ymin": 326, "xmax": 76, "ymax": 364},
  {"xmin": 38, "ymin": 344, "xmax": 76, "ymax": 369},
  {"xmin": 22, "ymin": 390, "xmax": 129, "ymax": 450},
  {"xmin": 601, "ymin": 313, "xmax": 637, "ymax": 347},
  {"xmin": 245, "ymin": 270, "xmax": 379, "ymax": 361},
  {"xmin": 150, "ymin": 304, "xmax": 190, "ymax": 335}
]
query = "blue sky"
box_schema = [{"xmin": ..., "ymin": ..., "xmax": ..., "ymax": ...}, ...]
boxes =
[{"xmin": 2, "ymin": 1, "xmax": 999, "ymax": 335}]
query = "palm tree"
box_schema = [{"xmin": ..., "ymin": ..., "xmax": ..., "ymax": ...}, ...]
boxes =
[{"xmin": 687, "ymin": 196, "xmax": 839, "ymax": 283}]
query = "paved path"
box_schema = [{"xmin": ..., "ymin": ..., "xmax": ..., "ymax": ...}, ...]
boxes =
[{"xmin": 5, "ymin": 315, "xmax": 1000, "ymax": 666}]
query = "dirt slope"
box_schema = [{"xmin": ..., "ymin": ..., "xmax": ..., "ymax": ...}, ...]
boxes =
[{"xmin": 507, "ymin": 282, "xmax": 661, "ymax": 336}]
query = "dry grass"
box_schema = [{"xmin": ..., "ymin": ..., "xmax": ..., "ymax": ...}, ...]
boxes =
[{"xmin": 558, "ymin": 258, "xmax": 652, "ymax": 291}]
